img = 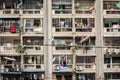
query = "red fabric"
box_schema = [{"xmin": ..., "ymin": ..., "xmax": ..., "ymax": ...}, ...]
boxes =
[{"xmin": 10, "ymin": 26, "xmax": 16, "ymax": 33}]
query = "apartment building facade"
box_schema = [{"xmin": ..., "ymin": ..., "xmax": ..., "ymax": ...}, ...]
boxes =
[{"xmin": 0, "ymin": 0, "xmax": 120, "ymax": 80}]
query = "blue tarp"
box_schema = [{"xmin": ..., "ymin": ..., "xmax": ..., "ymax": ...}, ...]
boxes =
[
  {"xmin": 23, "ymin": 70, "xmax": 44, "ymax": 73},
  {"xmin": 0, "ymin": 72, "xmax": 22, "ymax": 74}
]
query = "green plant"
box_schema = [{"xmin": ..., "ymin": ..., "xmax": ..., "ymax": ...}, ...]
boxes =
[
  {"xmin": 15, "ymin": 44, "xmax": 25, "ymax": 54},
  {"xmin": 71, "ymin": 45, "xmax": 77, "ymax": 53}
]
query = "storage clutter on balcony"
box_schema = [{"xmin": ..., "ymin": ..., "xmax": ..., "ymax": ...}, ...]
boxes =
[{"xmin": 0, "ymin": 18, "xmax": 20, "ymax": 33}]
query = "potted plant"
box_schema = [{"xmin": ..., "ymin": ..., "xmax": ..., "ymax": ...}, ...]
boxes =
[
  {"xmin": 15, "ymin": 44, "xmax": 25, "ymax": 54},
  {"xmin": 15, "ymin": 44, "xmax": 25, "ymax": 70}
]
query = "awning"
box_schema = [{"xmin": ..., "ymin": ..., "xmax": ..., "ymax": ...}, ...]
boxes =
[
  {"xmin": 116, "ymin": 2, "xmax": 120, "ymax": 8},
  {"xmin": 0, "ymin": 72, "xmax": 22, "ymax": 74},
  {"xmin": 23, "ymin": 70, "xmax": 44, "ymax": 73},
  {"xmin": 3, "ymin": 57, "xmax": 16, "ymax": 61},
  {"xmin": 53, "ymin": 70, "xmax": 73, "ymax": 73}
]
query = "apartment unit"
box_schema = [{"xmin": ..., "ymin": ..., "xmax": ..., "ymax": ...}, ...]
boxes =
[{"xmin": 0, "ymin": 0, "xmax": 120, "ymax": 80}]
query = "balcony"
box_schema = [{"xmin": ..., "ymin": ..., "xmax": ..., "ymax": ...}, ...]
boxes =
[
  {"xmin": 104, "ymin": 47, "xmax": 120, "ymax": 55},
  {"xmin": 104, "ymin": 25, "xmax": 120, "ymax": 33},
  {"xmin": 105, "ymin": 63, "xmax": 120, "ymax": 69},
  {"xmin": 75, "ymin": 27, "xmax": 95, "ymax": 33},
  {"xmin": 52, "ymin": 0, "xmax": 72, "ymax": 14},
  {"xmin": 52, "ymin": 9, "xmax": 72, "ymax": 14},
  {"xmin": 75, "ymin": 9, "xmax": 94, "ymax": 14},
  {"xmin": 104, "ymin": 18, "xmax": 120, "ymax": 36},
  {"xmin": 25, "ymin": 45, "xmax": 43, "ymax": 54},
  {"xmin": 76, "ymin": 46, "xmax": 95, "ymax": 55},
  {"xmin": 75, "ymin": 18, "xmax": 95, "ymax": 33},
  {"xmin": 23, "ymin": 55, "xmax": 44, "ymax": 70},
  {"xmin": 74, "ymin": 0, "xmax": 95, "ymax": 14},
  {"xmin": 52, "ymin": 27, "xmax": 73, "ymax": 33},
  {"xmin": 0, "ymin": 45, "xmax": 18, "ymax": 55},
  {"xmin": 76, "ymin": 56, "xmax": 96, "ymax": 72},
  {"xmin": 0, "ymin": 56, "xmax": 21, "ymax": 72},
  {"xmin": 103, "ymin": 1, "xmax": 120, "ymax": 15},
  {"xmin": 23, "ymin": 18, "xmax": 43, "ymax": 34},
  {"xmin": 53, "ymin": 64, "xmax": 73, "ymax": 71},
  {"xmin": 76, "ymin": 63, "xmax": 95, "ymax": 72},
  {"xmin": 0, "ymin": 9, "xmax": 43, "ymax": 15},
  {"xmin": 52, "ymin": 18, "xmax": 72, "ymax": 33},
  {"xmin": 24, "ymin": 64, "xmax": 44, "ymax": 70},
  {"xmin": 53, "ymin": 55, "xmax": 73, "ymax": 71}
]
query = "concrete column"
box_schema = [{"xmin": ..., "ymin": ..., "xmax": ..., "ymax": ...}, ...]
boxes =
[
  {"xmin": 44, "ymin": 0, "xmax": 52, "ymax": 80},
  {"xmin": 72, "ymin": 33, "xmax": 76, "ymax": 80},
  {"xmin": 95, "ymin": 0, "xmax": 104, "ymax": 80},
  {"xmin": 72, "ymin": 0, "xmax": 75, "ymax": 14}
]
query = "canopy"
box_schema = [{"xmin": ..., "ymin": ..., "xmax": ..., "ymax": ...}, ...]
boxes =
[
  {"xmin": 3, "ymin": 57, "xmax": 16, "ymax": 61},
  {"xmin": 23, "ymin": 70, "xmax": 44, "ymax": 73},
  {"xmin": 0, "ymin": 72, "xmax": 22, "ymax": 74},
  {"xmin": 116, "ymin": 2, "xmax": 120, "ymax": 8}
]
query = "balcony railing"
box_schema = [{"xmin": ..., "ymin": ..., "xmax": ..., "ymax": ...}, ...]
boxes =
[
  {"xmin": 76, "ymin": 63, "xmax": 95, "ymax": 71},
  {"xmin": 103, "ymin": 9, "xmax": 120, "ymax": 15},
  {"xmin": 0, "ymin": 45, "xmax": 17, "ymax": 54},
  {"xmin": 76, "ymin": 27, "xmax": 95, "ymax": 32},
  {"xmin": 52, "ymin": 9, "xmax": 72, "ymax": 14},
  {"xmin": 0, "ymin": 9, "xmax": 43, "ymax": 15},
  {"xmin": 104, "ymin": 63, "xmax": 120, "ymax": 69},
  {"xmin": 75, "ymin": 9, "xmax": 94, "ymax": 14},
  {"xmin": 24, "ymin": 45, "xmax": 43, "ymax": 54},
  {"xmin": 24, "ymin": 64, "xmax": 44, "ymax": 70},
  {"xmin": 52, "ymin": 27, "xmax": 73, "ymax": 32},
  {"xmin": 76, "ymin": 46, "xmax": 95, "ymax": 54},
  {"xmin": 0, "ymin": 26, "xmax": 20, "ymax": 33},
  {"xmin": 104, "ymin": 27, "xmax": 120, "ymax": 33},
  {"xmin": 1, "ymin": 63, "xmax": 21, "ymax": 72},
  {"xmin": 104, "ymin": 46, "xmax": 120, "ymax": 54},
  {"xmin": 53, "ymin": 64, "xmax": 73, "ymax": 70},
  {"xmin": 24, "ymin": 27, "xmax": 43, "ymax": 33}
]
